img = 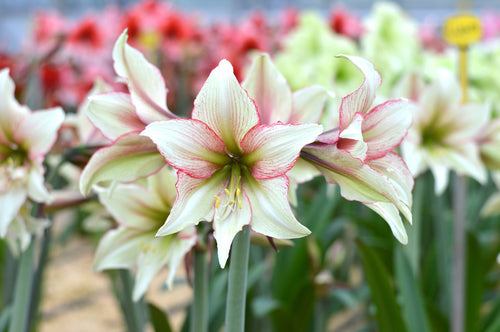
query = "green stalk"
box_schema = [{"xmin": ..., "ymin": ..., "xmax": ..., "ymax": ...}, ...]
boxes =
[
  {"xmin": 405, "ymin": 178, "xmax": 424, "ymax": 275},
  {"xmin": 225, "ymin": 226, "xmax": 251, "ymax": 332},
  {"xmin": 191, "ymin": 249, "xmax": 209, "ymax": 332},
  {"xmin": 116, "ymin": 270, "xmax": 146, "ymax": 332},
  {"xmin": 8, "ymin": 242, "xmax": 35, "ymax": 332},
  {"xmin": 452, "ymin": 174, "xmax": 466, "ymax": 332}
]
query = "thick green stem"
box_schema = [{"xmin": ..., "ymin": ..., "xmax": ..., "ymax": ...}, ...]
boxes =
[
  {"xmin": 225, "ymin": 226, "xmax": 251, "ymax": 332},
  {"xmin": 191, "ymin": 249, "xmax": 209, "ymax": 332},
  {"xmin": 8, "ymin": 242, "xmax": 35, "ymax": 332},
  {"xmin": 111, "ymin": 270, "xmax": 145, "ymax": 332}
]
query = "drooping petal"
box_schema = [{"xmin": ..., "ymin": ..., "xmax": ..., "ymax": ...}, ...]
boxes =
[
  {"xmin": 365, "ymin": 202, "xmax": 408, "ymax": 244},
  {"xmin": 79, "ymin": 132, "xmax": 166, "ymax": 196},
  {"xmin": 242, "ymin": 53, "xmax": 293, "ymax": 124},
  {"xmin": 15, "ymin": 107, "xmax": 65, "ymax": 158},
  {"xmin": 86, "ymin": 93, "xmax": 145, "ymax": 141},
  {"xmin": 0, "ymin": 185, "xmax": 26, "ymax": 237},
  {"xmin": 242, "ymin": 172, "xmax": 310, "ymax": 239},
  {"xmin": 337, "ymin": 113, "xmax": 367, "ymax": 160},
  {"xmin": 27, "ymin": 164, "xmax": 51, "ymax": 203},
  {"xmin": 98, "ymin": 183, "xmax": 167, "ymax": 231},
  {"xmin": 112, "ymin": 30, "xmax": 174, "ymax": 123},
  {"xmin": 362, "ymin": 100, "xmax": 412, "ymax": 160},
  {"xmin": 290, "ymin": 85, "xmax": 329, "ymax": 124},
  {"xmin": 192, "ymin": 59, "xmax": 259, "ymax": 154},
  {"xmin": 213, "ymin": 187, "xmax": 251, "ymax": 268},
  {"xmin": 156, "ymin": 169, "xmax": 229, "ymax": 236},
  {"xmin": 301, "ymin": 144, "xmax": 400, "ymax": 205},
  {"xmin": 337, "ymin": 55, "xmax": 381, "ymax": 131},
  {"xmin": 241, "ymin": 123, "xmax": 322, "ymax": 179},
  {"xmin": 93, "ymin": 228, "xmax": 152, "ymax": 271},
  {"xmin": 141, "ymin": 119, "xmax": 230, "ymax": 179}
]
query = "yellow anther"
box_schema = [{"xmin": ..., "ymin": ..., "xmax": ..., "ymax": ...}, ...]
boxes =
[
  {"xmin": 214, "ymin": 195, "xmax": 221, "ymax": 208},
  {"xmin": 224, "ymin": 188, "xmax": 230, "ymax": 196},
  {"xmin": 236, "ymin": 188, "xmax": 241, "ymax": 198},
  {"xmin": 238, "ymin": 199, "xmax": 242, "ymax": 209},
  {"xmin": 228, "ymin": 200, "xmax": 235, "ymax": 205}
]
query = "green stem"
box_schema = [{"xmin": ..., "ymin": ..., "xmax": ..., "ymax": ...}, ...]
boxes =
[
  {"xmin": 405, "ymin": 178, "xmax": 424, "ymax": 275},
  {"xmin": 8, "ymin": 242, "xmax": 35, "ymax": 332},
  {"xmin": 191, "ymin": 249, "xmax": 209, "ymax": 332},
  {"xmin": 313, "ymin": 298, "xmax": 327, "ymax": 332},
  {"xmin": 116, "ymin": 270, "xmax": 145, "ymax": 332},
  {"xmin": 225, "ymin": 226, "xmax": 251, "ymax": 332},
  {"xmin": 452, "ymin": 174, "xmax": 466, "ymax": 332}
]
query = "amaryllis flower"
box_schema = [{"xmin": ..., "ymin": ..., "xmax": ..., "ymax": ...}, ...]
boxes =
[
  {"xmin": 400, "ymin": 69, "xmax": 488, "ymax": 194},
  {"xmin": 142, "ymin": 59, "xmax": 322, "ymax": 267},
  {"xmin": 300, "ymin": 55, "xmax": 413, "ymax": 244},
  {"xmin": 0, "ymin": 69, "xmax": 64, "ymax": 238},
  {"xmin": 478, "ymin": 116, "xmax": 500, "ymax": 171},
  {"xmin": 93, "ymin": 167, "xmax": 196, "ymax": 301},
  {"xmin": 79, "ymin": 30, "xmax": 176, "ymax": 196}
]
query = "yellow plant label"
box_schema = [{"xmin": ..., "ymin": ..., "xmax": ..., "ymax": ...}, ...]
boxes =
[{"xmin": 443, "ymin": 15, "xmax": 482, "ymax": 47}]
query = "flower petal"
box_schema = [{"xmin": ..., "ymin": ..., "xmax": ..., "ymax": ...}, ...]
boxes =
[
  {"xmin": 93, "ymin": 228, "xmax": 152, "ymax": 270},
  {"xmin": 213, "ymin": 186, "xmax": 251, "ymax": 268},
  {"xmin": 79, "ymin": 132, "xmax": 166, "ymax": 196},
  {"xmin": 0, "ymin": 185, "xmax": 26, "ymax": 237},
  {"xmin": 242, "ymin": 53, "xmax": 293, "ymax": 124},
  {"xmin": 192, "ymin": 59, "xmax": 259, "ymax": 154},
  {"xmin": 337, "ymin": 55, "xmax": 381, "ymax": 131},
  {"xmin": 113, "ymin": 30, "xmax": 174, "ymax": 123},
  {"xmin": 156, "ymin": 169, "xmax": 229, "ymax": 236},
  {"xmin": 0, "ymin": 69, "xmax": 29, "ymax": 142},
  {"xmin": 241, "ymin": 123, "xmax": 323, "ymax": 179},
  {"xmin": 27, "ymin": 164, "xmax": 51, "ymax": 203},
  {"xmin": 15, "ymin": 107, "xmax": 65, "ymax": 158},
  {"xmin": 362, "ymin": 100, "xmax": 412, "ymax": 160},
  {"xmin": 242, "ymin": 172, "xmax": 310, "ymax": 240},
  {"xmin": 290, "ymin": 85, "xmax": 329, "ymax": 124},
  {"xmin": 141, "ymin": 119, "xmax": 230, "ymax": 179},
  {"xmin": 365, "ymin": 202, "xmax": 408, "ymax": 244},
  {"xmin": 86, "ymin": 93, "xmax": 146, "ymax": 141}
]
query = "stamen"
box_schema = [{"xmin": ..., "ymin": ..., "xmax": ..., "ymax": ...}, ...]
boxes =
[
  {"xmin": 224, "ymin": 188, "xmax": 230, "ymax": 196},
  {"xmin": 238, "ymin": 199, "xmax": 242, "ymax": 209},
  {"xmin": 214, "ymin": 195, "xmax": 221, "ymax": 208},
  {"xmin": 228, "ymin": 200, "xmax": 235, "ymax": 205}
]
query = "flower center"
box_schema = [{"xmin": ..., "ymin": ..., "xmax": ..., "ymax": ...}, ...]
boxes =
[
  {"xmin": 0, "ymin": 145, "xmax": 30, "ymax": 193},
  {"xmin": 213, "ymin": 163, "xmax": 243, "ymax": 220}
]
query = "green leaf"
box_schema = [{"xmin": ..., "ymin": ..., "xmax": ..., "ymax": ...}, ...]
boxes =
[
  {"xmin": 466, "ymin": 232, "xmax": 483, "ymax": 332},
  {"xmin": 394, "ymin": 248, "xmax": 431, "ymax": 332},
  {"xmin": 148, "ymin": 302, "xmax": 173, "ymax": 332},
  {"xmin": 356, "ymin": 239, "xmax": 407, "ymax": 332}
]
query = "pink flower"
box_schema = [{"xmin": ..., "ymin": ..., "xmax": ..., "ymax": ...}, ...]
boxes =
[{"xmin": 141, "ymin": 59, "xmax": 322, "ymax": 267}]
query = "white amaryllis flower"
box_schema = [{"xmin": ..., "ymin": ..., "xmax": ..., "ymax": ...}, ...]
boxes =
[
  {"xmin": 300, "ymin": 55, "xmax": 413, "ymax": 244},
  {"xmin": 400, "ymin": 69, "xmax": 488, "ymax": 194},
  {"xmin": 0, "ymin": 69, "xmax": 64, "ymax": 238},
  {"xmin": 142, "ymin": 59, "xmax": 323, "ymax": 268},
  {"xmin": 93, "ymin": 167, "xmax": 196, "ymax": 301},
  {"xmin": 79, "ymin": 30, "xmax": 176, "ymax": 196}
]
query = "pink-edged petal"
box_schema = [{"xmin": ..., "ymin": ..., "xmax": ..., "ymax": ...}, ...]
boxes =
[
  {"xmin": 148, "ymin": 166, "xmax": 178, "ymax": 209},
  {"xmin": 365, "ymin": 202, "xmax": 408, "ymax": 244},
  {"xmin": 0, "ymin": 185, "xmax": 26, "ymax": 237},
  {"xmin": 338, "ymin": 113, "xmax": 367, "ymax": 160},
  {"xmin": 290, "ymin": 85, "xmax": 329, "ymax": 124},
  {"xmin": 141, "ymin": 119, "xmax": 230, "ymax": 179},
  {"xmin": 367, "ymin": 153, "xmax": 413, "ymax": 223},
  {"xmin": 242, "ymin": 53, "xmax": 293, "ymax": 124},
  {"xmin": 241, "ymin": 123, "xmax": 322, "ymax": 179},
  {"xmin": 79, "ymin": 132, "xmax": 166, "ymax": 196},
  {"xmin": 362, "ymin": 99, "xmax": 412, "ymax": 160},
  {"xmin": 242, "ymin": 172, "xmax": 310, "ymax": 239},
  {"xmin": 213, "ymin": 186, "xmax": 251, "ymax": 268},
  {"xmin": 15, "ymin": 107, "xmax": 64, "ymax": 158},
  {"xmin": 98, "ymin": 183, "xmax": 167, "ymax": 231},
  {"xmin": 156, "ymin": 169, "xmax": 229, "ymax": 236},
  {"xmin": 0, "ymin": 69, "xmax": 29, "ymax": 142},
  {"xmin": 93, "ymin": 228, "xmax": 152, "ymax": 270},
  {"xmin": 337, "ymin": 55, "xmax": 381, "ymax": 131},
  {"xmin": 192, "ymin": 59, "xmax": 259, "ymax": 154},
  {"xmin": 86, "ymin": 92, "xmax": 145, "ymax": 141},
  {"xmin": 112, "ymin": 30, "xmax": 174, "ymax": 123},
  {"xmin": 302, "ymin": 144, "xmax": 400, "ymax": 205}
]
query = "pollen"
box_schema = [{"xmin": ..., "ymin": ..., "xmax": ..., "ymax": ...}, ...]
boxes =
[{"xmin": 214, "ymin": 195, "xmax": 221, "ymax": 208}]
